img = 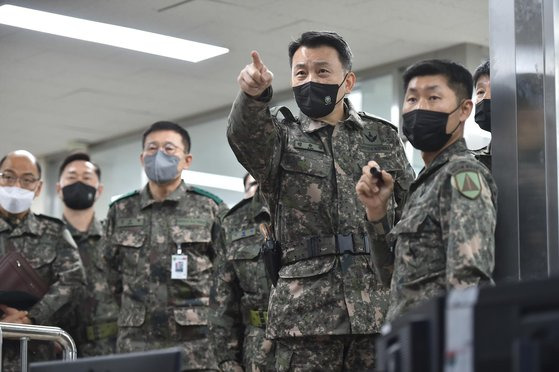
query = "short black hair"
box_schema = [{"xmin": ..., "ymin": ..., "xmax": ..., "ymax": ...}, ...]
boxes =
[
  {"xmin": 142, "ymin": 121, "xmax": 191, "ymax": 153},
  {"xmin": 59, "ymin": 152, "xmax": 101, "ymax": 180},
  {"xmin": 288, "ymin": 31, "xmax": 353, "ymax": 71},
  {"xmin": 0, "ymin": 153, "xmax": 42, "ymax": 178},
  {"xmin": 403, "ymin": 59, "xmax": 473, "ymax": 102},
  {"xmin": 473, "ymin": 60, "xmax": 490, "ymax": 87}
]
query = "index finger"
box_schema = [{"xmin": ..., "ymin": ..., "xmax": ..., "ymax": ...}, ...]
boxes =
[{"xmin": 251, "ymin": 50, "xmax": 264, "ymax": 70}]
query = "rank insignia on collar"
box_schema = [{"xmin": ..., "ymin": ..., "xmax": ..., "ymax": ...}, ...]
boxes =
[{"xmin": 453, "ymin": 171, "xmax": 482, "ymax": 199}]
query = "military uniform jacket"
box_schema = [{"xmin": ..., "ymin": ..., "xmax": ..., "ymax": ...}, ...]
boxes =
[
  {"xmin": 0, "ymin": 212, "xmax": 85, "ymax": 324},
  {"xmin": 472, "ymin": 142, "xmax": 491, "ymax": 170},
  {"xmin": 367, "ymin": 139, "xmax": 497, "ymax": 322},
  {"xmin": 65, "ymin": 216, "xmax": 119, "ymax": 357},
  {"xmin": 0, "ymin": 212, "xmax": 86, "ymax": 371},
  {"xmin": 105, "ymin": 181, "xmax": 226, "ymax": 370},
  {"xmin": 210, "ymin": 193, "xmax": 273, "ymax": 369},
  {"xmin": 227, "ymin": 91, "xmax": 415, "ymax": 338}
]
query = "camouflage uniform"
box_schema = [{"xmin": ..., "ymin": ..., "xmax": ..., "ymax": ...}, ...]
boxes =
[
  {"xmin": 0, "ymin": 213, "xmax": 86, "ymax": 371},
  {"xmin": 105, "ymin": 181, "xmax": 227, "ymax": 371},
  {"xmin": 227, "ymin": 91, "xmax": 415, "ymax": 371},
  {"xmin": 367, "ymin": 139, "xmax": 497, "ymax": 322},
  {"xmin": 64, "ymin": 216, "xmax": 119, "ymax": 357},
  {"xmin": 209, "ymin": 193, "xmax": 274, "ymax": 371},
  {"xmin": 472, "ymin": 143, "xmax": 491, "ymax": 170}
]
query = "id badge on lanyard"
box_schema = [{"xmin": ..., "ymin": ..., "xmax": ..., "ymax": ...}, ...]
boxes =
[{"xmin": 171, "ymin": 243, "xmax": 188, "ymax": 280}]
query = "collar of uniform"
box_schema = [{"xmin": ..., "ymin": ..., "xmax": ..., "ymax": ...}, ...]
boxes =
[
  {"xmin": 140, "ymin": 180, "xmax": 187, "ymax": 209},
  {"xmin": 10, "ymin": 212, "xmax": 43, "ymax": 237},
  {"xmin": 299, "ymin": 98, "xmax": 364, "ymax": 133},
  {"xmin": 0, "ymin": 215, "xmax": 11, "ymax": 233},
  {"xmin": 251, "ymin": 193, "xmax": 271, "ymax": 224},
  {"xmin": 415, "ymin": 138, "xmax": 469, "ymax": 182},
  {"xmin": 63, "ymin": 215, "xmax": 103, "ymax": 240}
]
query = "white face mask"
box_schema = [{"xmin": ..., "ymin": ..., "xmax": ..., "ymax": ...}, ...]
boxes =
[{"xmin": 0, "ymin": 186, "xmax": 35, "ymax": 214}]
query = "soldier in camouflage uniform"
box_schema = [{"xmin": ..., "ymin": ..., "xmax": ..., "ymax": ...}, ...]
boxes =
[
  {"xmin": 210, "ymin": 174, "xmax": 274, "ymax": 371},
  {"xmin": 105, "ymin": 121, "xmax": 227, "ymax": 371},
  {"xmin": 227, "ymin": 31, "xmax": 415, "ymax": 371},
  {"xmin": 0, "ymin": 150, "xmax": 86, "ymax": 371},
  {"xmin": 56, "ymin": 152, "xmax": 119, "ymax": 356},
  {"xmin": 472, "ymin": 60, "xmax": 491, "ymax": 169},
  {"xmin": 357, "ymin": 59, "xmax": 497, "ymax": 322}
]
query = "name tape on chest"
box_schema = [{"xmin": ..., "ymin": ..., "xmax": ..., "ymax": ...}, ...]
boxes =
[
  {"xmin": 116, "ymin": 217, "xmax": 145, "ymax": 228},
  {"xmin": 230, "ymin": 226, "xmax": 257, "ymax": 242},
  {"xmin": 293, "ymin": 140, "xmax": 325, "ymax": 153}
]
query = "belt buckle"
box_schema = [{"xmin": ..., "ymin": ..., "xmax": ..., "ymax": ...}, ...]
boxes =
[{"xmin": 336, "ymin": 234, "xmax": 354, "ymax": 254}]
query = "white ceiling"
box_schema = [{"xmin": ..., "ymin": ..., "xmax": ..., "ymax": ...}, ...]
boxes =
[{"xmin": 0, "ymin": 0, "xmax": 489, "ymax": 157}]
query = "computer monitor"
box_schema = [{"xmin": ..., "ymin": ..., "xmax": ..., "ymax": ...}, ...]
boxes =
[
  {"xmin": 376, "ymin": 295, "xmax": 445, "ymax": 372},
  {"xmin": 29, "ymin": 347, "xmax": 182, "ymax": 372}
]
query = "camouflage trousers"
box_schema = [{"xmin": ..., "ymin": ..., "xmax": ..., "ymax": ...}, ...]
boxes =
[
  {"xmin": 274, "ymin": 334, "xmax": 377, "ymax": 372},
  {"xmin": 243, "ymin": 325, "xmax": 276, "ymax": 371}
]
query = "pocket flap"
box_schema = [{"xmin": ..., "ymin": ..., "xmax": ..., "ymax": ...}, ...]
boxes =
[
  {"xmin": 111, "ymin": 228, "xmax": 145, "ymax": 248},
  {"xmin": 229, "ymin": 243, "xmax": 261, "ymax": 261},
  {"xmin": 171, "ymin": 224, "xmax": 211, "ymax": 244},
  {"xmin": 279, "ymin": 256, "xmax": 336, "ymax": 279},
  {"xmin": 174, "ymin": 306, "xmax": 208, "ymax": 326},
  {"xmin": 280, "ymin": 152, "xmax": 329, "ymax": 177}
]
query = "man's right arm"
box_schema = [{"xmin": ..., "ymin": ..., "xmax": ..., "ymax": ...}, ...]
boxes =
[
  {"xmin": 357, "ymin": 161, "xmax": 396, "ymax": 288},
  {"xmin": 227, "ymin": 51, "xmax": 280, "ymax": 185}
]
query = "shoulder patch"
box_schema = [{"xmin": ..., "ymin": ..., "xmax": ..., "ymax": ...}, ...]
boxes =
[
  {"xmin": 35, "ymin": 214, "xmax": 64, "ymax": 225},
  {"xmin": 359, "ymin": 111, "xmax": 398, "ymax": 132},
  {"xmin": 109, "ymin": 190, "xmax": 139, "ymax": 207},
  {"xmin": 453, "ymin": 170, "xmax": 482, "ymax": 199},
  {"xmin": 190, "ymin": 186, "xmax": 224, "ymax": 205}
]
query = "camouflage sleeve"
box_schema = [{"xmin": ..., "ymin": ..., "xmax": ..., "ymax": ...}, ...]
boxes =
[
  {"xmin": 209, "ymin": 230, "xmax": 245, "ymax": 368},
  {"xmin": 103, "ymin": 204, "xmax": 122, "ymax": 305},
  {"xmin": 227, "ymin": 91, "xmax": 282, "ymax": 189},
  {"xmin": 391, "ymin": 136, "xmax": 415, "ymax": 224},
  {"xmin": 442, "ymin": 167, "xmax": 496, "ymax": 289},
  {"xmin": 365, "ymin": 216, "xmax": 394, "ymax": 288},
  {"xmin": 29, "ymin": 229, "xmax": 86, "ymax": 325}
]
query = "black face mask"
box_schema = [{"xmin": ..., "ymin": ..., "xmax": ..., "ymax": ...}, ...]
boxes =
[
  {"xmin": 474, "ymin": 99, "xmax": 491, "ymax": 132},
  {"xmin": 62, "ymin": 182, "xmax": 97, "ymax": 210},
  {"xmin": 402, "ymin": 104, "xmax": 463, "ymax": 152},
  {"xmin": 293, "ymin": 73, "xmax": 349, "ymax": 118}
]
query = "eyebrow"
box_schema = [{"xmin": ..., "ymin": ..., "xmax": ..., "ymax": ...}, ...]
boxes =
[
  {"xmin": 293, "ymin": 61, "xmax": 331, "ymax": 69},
  {"xmin": 406, "ymin": 84, "xmax": 443, "ymax": 94}
]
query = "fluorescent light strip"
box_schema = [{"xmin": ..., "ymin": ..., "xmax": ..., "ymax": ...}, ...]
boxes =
[
  {"xmin": 0, "ymin": 5, "xmax": 228, "ymax": 62},
  {"xmin": 181, "ymin": 170, "xmax": 244, "ymax": 192}
]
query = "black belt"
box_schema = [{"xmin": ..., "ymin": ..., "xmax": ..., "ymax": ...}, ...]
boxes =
[{"xmin": 282, "ymin": 233, "xmax": 371, "ymax": 265}]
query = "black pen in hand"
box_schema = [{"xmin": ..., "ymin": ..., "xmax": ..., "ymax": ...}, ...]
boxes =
[{"xmin": 370, "ymin": 166, "xmax": 384, "ymax": 185}]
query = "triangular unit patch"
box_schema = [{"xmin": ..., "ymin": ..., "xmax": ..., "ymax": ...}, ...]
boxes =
[{"xmin": 453, "ymin": 171, "xmax": 481, "ymax": 199}]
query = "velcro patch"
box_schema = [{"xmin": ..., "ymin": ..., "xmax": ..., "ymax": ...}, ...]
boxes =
[{"xmin": 453, "ymin": 171, "xmax": 481, "ymax": 199}]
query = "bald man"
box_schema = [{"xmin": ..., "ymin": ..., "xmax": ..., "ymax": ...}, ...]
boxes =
[{"xmin": 0, "ymin": 150, "xmax": 86, "ymax": 371}]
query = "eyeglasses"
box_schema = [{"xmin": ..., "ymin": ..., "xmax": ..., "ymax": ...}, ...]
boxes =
[
  {"xmin": 0, "ymin": 171, "xmax": 40, "ymax": 189},
  {"xmin": 143, "ymin": 142, "xmax": 185, "ymax": 156}
]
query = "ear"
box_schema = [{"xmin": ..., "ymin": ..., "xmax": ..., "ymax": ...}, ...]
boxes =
[
  {"xmin": 459, "ymin": 99, "xmax": 474, "ymax": 123},
  {"xmin": 34, "ymin": 181, "xmax": 43, "ymax": 199},
  {"xmin": 343, "ymin": 71, "xmax": 356, "ymax": 94},
  {"xmin": 182, "ymin": 154, "xmax": 193, "ymax": 171},
  {"xmin": 139, "ymin": 152, "xmax": 145, "ymax": 167},
  {"xmin": 55, "ymin": 182, "xmax": 62, "ymax": 199},
  {"xmin": 96, "ymin": 183, "xmax": 104, "ymax": 198}
]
